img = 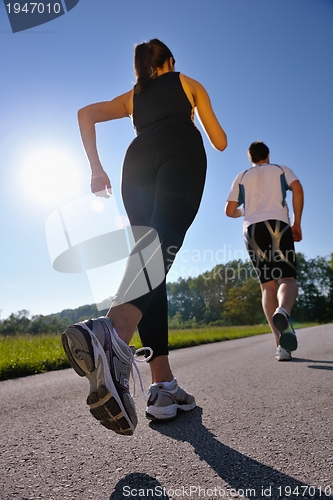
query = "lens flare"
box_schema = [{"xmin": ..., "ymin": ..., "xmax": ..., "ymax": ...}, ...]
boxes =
[{"xmin": 20, "ymin": 147, "xmax": 84, "ymax": 207}]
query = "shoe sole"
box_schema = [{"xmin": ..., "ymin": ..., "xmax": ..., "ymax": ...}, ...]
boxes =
[
  {"xmin": 279, "ymin": 319, "xmax": 298, "ymax": 351},
  {"xmin": 279, "ymin": 331, "xmax": 298, "ymax": 351},
  {"xmin": 273, "ymin": 312, "xmax": 298, "ymax": 351},
  {"xmin": 61, "ymin": 325, "xmax": 136, "ymax": 436},
  {"xmin": 145, "ymin": 401, "xmax": 196, "ymax": 421},
  {"xmin": 273, "ymin": 312, "xmax": 289, "ymax": 332}
]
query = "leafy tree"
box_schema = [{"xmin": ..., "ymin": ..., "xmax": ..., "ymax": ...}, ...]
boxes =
[
  {"xmin": 0, "ymin": 310, "xmax": 30, "ymax": 335},
  {"xmin": 167, "ymin": 279, "xmax": 193, "ymax": 320},
  {"xmin": 293, "ymin": 253, "xmax": 333, "ymax": 322},
  {"xmin": 187, "ymin": 276, "xmax": 207, "ymax": 323},
  {"xmin": 222, "ymin": 278, "xmax": 263, "ymax": 325}
]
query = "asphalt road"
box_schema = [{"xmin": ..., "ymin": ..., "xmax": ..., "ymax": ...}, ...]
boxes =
[{"xmin": 1, "ymin": 325, "xmax": 332, "ymax": 500}]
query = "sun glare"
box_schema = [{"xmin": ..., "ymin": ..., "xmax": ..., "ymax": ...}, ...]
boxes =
[
  {"xmin": 20, "ymin": 147, "xmax": 85, "ymax": 207},
  {"xmin": 90, "ymin": 199, "xmax": 105, "ymax": 212}
]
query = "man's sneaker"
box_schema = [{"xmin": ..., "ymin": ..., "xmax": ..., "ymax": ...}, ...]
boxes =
[
  {"xmin": 145, "ymin": 379, "xmax": 196, "ymax": 420},
  {"xmin": 275, "ymin": 345, "xmax": 291, "ymax": 361},
  {"xmin": 62, "ymin": 317, "xmax": 139, "ymax": 436},
  {"xmin": 273, "ymin": 307, "xmax": 298, "ymax": 352}
]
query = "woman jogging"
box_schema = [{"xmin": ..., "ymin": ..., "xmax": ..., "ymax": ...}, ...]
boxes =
[{"xmin": 62, "ymin": 39, "xmax": 227, "ymax": 435}]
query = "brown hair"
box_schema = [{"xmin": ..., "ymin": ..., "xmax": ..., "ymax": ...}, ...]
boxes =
[{"xmin": 134, "ymin": 39, "xmax": 175, "ymax": 94}]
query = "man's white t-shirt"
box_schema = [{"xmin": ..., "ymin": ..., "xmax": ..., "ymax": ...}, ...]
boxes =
[{"xmin": 226, "ymin": 163, "xmax": 298, "ymax": 231}]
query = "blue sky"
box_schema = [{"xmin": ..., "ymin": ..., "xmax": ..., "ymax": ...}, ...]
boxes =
[{"xmin": 1, "ymin": 0, "xmax": 332, "ymax": 319}]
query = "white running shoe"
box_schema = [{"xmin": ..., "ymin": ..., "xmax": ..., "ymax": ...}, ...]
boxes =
[
  {"xmin": 275, "ymin": 345, "xmax": 291, "ymax": 361},
  {"xmin": 145, "ymin": 379, "xmax": 196, "ymax": 420},
  {"xmin": 62, "ymin": 317, "xmax": 151, "ymax": 436}
]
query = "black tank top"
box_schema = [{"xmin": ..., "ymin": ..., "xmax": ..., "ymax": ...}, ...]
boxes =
[{"xmin": 133, "ymin": 72, "xmax": 193, "ymax": 135}]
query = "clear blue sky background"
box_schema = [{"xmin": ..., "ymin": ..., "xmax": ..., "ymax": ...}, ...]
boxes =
[{"xmin": 1, "ymin": 0, "xmax": 332, "ymax": 319}]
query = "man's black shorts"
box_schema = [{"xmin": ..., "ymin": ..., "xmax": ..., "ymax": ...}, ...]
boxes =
[{"xmin": 244, "ymin": 220, "xmax": 297, "ymax": 284}]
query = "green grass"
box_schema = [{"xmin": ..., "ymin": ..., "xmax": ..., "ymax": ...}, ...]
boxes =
[
  {"xmin": 166, "ymin": 324, "xmax": 272, "ymax": 349},
  {"xmin": 0, "ymin": 335, "xmax": 69, "ymax": 381},
  {"xmin": 0, "ymin": 323, "xmax": 316, "ymax": 381}
]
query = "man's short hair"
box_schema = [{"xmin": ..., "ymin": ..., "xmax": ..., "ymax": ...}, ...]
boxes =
[{"xmin": 248, "ymin": 141, "xmax": 270, "ymax": 164}]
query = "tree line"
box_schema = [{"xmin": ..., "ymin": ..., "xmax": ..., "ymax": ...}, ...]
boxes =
[
  {"xmin": 1, "ymin": 253, "xmax": 332, "ymax": 336},
  {"xmin": 167, "ymin": 253, "xmax": 333, "ymax": 327},
  {"xmin": 0, "ymin": 304, "xmax": 108, "ymax": 337}
]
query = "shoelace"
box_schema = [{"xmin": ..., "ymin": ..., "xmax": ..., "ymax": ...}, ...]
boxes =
[{"xmin": 129, "ymin": 346, "xmax": 153, "ymax": 398}]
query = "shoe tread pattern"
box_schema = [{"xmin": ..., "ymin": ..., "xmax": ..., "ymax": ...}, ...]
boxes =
[
  {"xmin": 87, "ymin": 384, "xmax": 133, "ymax": 435},
  {"xmin": 61, "ymin": 320, "xmax": 137, "ymax": 436}
]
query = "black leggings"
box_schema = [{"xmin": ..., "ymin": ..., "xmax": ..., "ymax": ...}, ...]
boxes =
[{"xmin": 112, "ymin": 122, "xmax": 207, "ymax": 359}]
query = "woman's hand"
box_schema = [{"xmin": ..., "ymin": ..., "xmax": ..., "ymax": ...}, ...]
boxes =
[{"xmin": 90, "ymin": 168, "xmax": 112, "ymax": 197}]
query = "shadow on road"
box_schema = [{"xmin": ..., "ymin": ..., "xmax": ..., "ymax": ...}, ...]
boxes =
[
  {"xmin": 109, "ymin": 473, "xmax": 169, "ymax": 500},
  {"xmin": 291, "ymin": 357, "xmax": 333, "ymax": 371},
  {"xmin": 148, "ymin": 407, "xmax": 332, "ymax": 500},
  {"xmin": 307, "ymin": 365, "xmax": 333, "ymax": 371},
  {"xmin": 292, "ymin": 358, "xmax": 333, "ymax": 364}
]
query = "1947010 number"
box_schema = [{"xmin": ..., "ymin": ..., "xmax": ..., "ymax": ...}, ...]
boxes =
[
  {"xmin": 278, "ymin": 485, "xmax": 332, "ymax": 497},
  {"xmin": 6, "ymin": 3, "xmax": 61, "ymax": 14}
]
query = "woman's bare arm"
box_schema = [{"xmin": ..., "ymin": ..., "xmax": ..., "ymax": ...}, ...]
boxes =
[
  {"xmin": 181, "ymin": 74, "xmax": 227, "ymax": 151},
  {"xmin": 77, "ymin": 89, "xmax": 133, "ymax": 197}
]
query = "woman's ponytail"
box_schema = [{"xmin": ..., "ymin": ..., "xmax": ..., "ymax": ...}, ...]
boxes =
[
  {"xmin": 134, "ymin": 39, "xmax": 175, "ymax": 94},
  {"xmin": 134, "ymin": 42, "xmax": 157, "ymax": 94}
]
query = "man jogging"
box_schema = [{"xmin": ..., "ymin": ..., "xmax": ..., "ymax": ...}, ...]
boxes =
[{"xmin": 225, "ymin": 141, "xmax": 304, "ymax": 361}]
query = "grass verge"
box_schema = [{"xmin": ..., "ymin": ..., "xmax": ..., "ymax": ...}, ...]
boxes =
[{"xmin": 0, "ymin": 323, "xmax": 316, "ymax": 381}]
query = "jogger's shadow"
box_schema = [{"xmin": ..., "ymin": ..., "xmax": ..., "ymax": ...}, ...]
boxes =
[
  {"xmin": 109, "ymin": 473, "xmax": 169, "ymax": 500},
  {"xmin": 291, "ymin": 357, "xmax": 333, "ymax": 370},
  {"xmin": 291, "ymin": 357, "xmax": 333, "ymax": 364},
  {"xmin": 149, "ymin": 407, "xmax": 332, "ymax": 500}
]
